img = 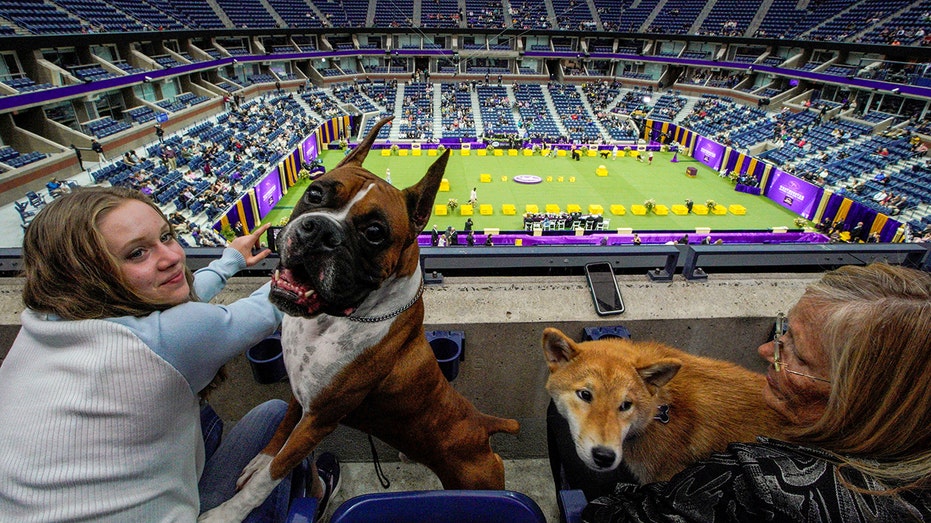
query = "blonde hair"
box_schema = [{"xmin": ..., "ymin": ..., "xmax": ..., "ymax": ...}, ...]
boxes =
[
  {"xmin": 789, "ymin": 263, "xmax": 931, "ymax": 491},
  {"xmin": 22, "ymin": 186, "xmax": 197, "ymax": 319}
]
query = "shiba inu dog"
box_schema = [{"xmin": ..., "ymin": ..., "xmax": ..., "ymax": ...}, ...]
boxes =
[{"xmin": 543, "ymin": 327, "xmax": 786, "ymax": 483}]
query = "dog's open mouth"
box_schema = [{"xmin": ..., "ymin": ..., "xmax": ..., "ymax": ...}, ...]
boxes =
[{"xmin": 270, "ymin": 267, "xmax": 357, "ymax": 317}]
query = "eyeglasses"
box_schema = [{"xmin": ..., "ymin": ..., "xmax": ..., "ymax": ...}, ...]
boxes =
[{"xmin": 772, "ymin": 313, "xmax": 831, "ymax": 383}]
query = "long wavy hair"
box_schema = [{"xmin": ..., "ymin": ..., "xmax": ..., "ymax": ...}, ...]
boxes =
[
  {"xmin": 22, "ymin": 186, "xmax": 197, "ymax": 319},
  {"xmin": 789, "ymin": 263, "xmax": 931, "ymax": 492}
]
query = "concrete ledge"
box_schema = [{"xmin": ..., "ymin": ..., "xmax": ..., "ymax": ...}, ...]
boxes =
[{"xmin": 0, "ymin": 273, "xmax": 818, "ymax": 461}]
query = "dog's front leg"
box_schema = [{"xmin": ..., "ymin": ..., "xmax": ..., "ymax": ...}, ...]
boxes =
[{"xmin": 198, "ymin": 412, "xmax": 338, "ymax": 523}]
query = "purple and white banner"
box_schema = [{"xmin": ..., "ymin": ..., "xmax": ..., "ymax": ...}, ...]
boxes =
[
  {"xmin": 693, "ymin": 135, "xmax": 725, "ymax": 171},
  {"xmin": 255, "ymin": 166, "xmax": 283, "ymax": 219},
  {"xmin": 301, "ymin": 136, "xmax": 318, "ymax": 163},
  {"xmin": 764, "ymin": 169, "xmax": 824, "ymax": 219}
]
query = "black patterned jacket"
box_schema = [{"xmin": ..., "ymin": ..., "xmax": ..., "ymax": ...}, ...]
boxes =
[{"xmin": 583, "ymin": 438, "xmax": 930, "ymax": 522}]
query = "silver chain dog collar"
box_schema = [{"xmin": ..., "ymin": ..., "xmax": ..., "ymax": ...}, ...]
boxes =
[{"xmin": 347, "ymin": 278, "xmax": 425, "ymax": 323}]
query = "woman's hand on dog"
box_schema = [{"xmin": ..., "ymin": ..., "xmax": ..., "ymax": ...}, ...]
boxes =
[{"xmin": 230, "ymin": 223, "xmax": 272, "ymax": 267}]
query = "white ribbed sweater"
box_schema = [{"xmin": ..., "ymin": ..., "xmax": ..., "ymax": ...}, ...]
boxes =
[{"xmin": 0, "ymin": 310, "xmax": 202, "ymax": 522}]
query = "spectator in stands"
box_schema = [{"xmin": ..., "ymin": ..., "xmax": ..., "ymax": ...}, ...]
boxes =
[
  {"xmin": 71, "ymin": 144, "xmax": 83, "ymax": 170},
  {"xmin": 46, "ymin": 178, "xmax": 66, "ymax": 198},
  {"xmin": 0, "ymin": 186, "xmax": 341, "ymax": 522},
  {"xmin": 575, "ymin": 264, "xmax": 931, "ymax": 522},
  {"xmin": 155, "ymin": 124, "xmax": 164, "ymax": 144},
  {"xmin": 123, "ymin": 152, "xmax": 138, "ymax": 166},
  {"xmin": 91, "ymin": 139, "xmax": 105, "ymax": 161}
]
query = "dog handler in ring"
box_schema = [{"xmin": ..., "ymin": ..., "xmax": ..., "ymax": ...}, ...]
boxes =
[
  {"xmin": 0, "ymin": 187, "xmax": 339, "ymax": 522},
  {"xmin": 575, "ymin": 263, "xmax": 931, "ymax": 522}
]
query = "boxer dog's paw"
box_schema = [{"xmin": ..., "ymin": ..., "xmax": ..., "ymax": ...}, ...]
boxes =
[
  {"xmin": 198, "ymin": 503, "xmax": 242, "ymax": 523},
  {"xmin": 236, "ymin": 453, "xmax": 274, "ymax": 490}
]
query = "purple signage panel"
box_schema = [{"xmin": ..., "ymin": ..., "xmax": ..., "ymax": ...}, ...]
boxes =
[
  {"xmin": 301, "ymin": 136, "xmax": 318, "ymax": 163},
  {"xmin": 692, "ymin": 136, "xmax": 725, "ymax": 171},
  {"xmin": 764, "ymin": 169, "xmax": 824, "ymax": 219},
  {"xmin": 255, "ymin": 167, "xmax": 283, "ymax": 219}
]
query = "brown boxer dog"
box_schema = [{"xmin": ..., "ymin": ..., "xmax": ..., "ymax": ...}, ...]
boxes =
[{"xmin": 200, "ymin": 117, "xmax": 519, "ymax": 522}]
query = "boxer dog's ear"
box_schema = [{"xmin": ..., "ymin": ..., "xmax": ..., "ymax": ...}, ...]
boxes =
[
  {"xmin": 335, "ymin": 116, "xmax": 394, "ymax": 168},
  {"xmin": 404, "ymin": 148, "xmax": 450, "ymax": 237}
]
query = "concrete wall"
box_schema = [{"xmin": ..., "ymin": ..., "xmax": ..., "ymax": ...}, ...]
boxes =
[{"xmin": 0, "ymin": 271, "xmax": 819, "ymax": 462}]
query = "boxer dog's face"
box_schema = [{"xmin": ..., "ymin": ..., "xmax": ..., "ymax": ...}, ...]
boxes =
[{"xmin": 270, "ymin": 117, "xmax": 448, "ymax": 318}]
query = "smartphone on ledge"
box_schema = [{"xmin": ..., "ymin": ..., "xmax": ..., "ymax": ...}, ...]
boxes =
[{"xmin": 584, "ymin": 262, "xmax": 625, "ymax": 316}]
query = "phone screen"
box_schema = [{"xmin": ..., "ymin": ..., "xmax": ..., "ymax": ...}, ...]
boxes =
[{"xmin": 585, "ymin": 262, "xmax": 625, "ymax": 315}]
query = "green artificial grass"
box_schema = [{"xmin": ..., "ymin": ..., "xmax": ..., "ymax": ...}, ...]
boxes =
[{"xmin": 261, "ymin": 149, "xmax": 801, "ymax": 236}]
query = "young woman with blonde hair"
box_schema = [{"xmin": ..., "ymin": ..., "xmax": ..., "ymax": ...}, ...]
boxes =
[{"xmin": 0, "ymin": 187, "xmax": 339, "ymax": 522}]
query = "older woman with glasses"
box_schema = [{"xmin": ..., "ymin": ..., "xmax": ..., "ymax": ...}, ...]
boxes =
[{"xmin": 582, "ymin": 263, "xmax": 931, "ymax": 522}]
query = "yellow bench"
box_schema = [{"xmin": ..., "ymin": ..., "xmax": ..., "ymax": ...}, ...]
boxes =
[
  {"xmin": 523, "ymin": 149, "xmax": 533, "ymax": 156},
  {"xmin": 494, "ymin": 149, "xmax": 504, "ymax": 156},
  {"xmin": 477, "ymin": 149, "xmax": 487, "ymax": 156},
  {"xmin": 525, "ymin": 204, "xmax": 539, "ymax": 213},
  {"xmin": 411, "ymin": 149, "xmax": 421, "ymax": 156},
  {"xmin": 502, "ymin": 204, "xmax": 516, "ymax": 215},
  {"xmin": 631, "ymin": 204, "xmax": 647, "ymax": 215},
  {"xmin": 545, "ymin": 204, "xmax": 561, "ymax": 214},
  {"xmin": 398, "ymin": 149, "xmax": 408, "ymax": 156},
  {"xmin": 557, "ymin": 149, "xmax": 567, "ymax": 157},
  {"xmin": 610, "ymin": 204, "xmax": 627, "ymax": 215},
  {"xmin": 595, "ymin": 166, "xmax": 608, "ymax": 177},
  {"xmin": 693, "ymin": 204, "xmax": 709, "ymax": 215},
  {"xmin": 729, "ymin": 204, "xmax": 747, "ymax": 215},
  {"xmin": 654, "ymin": 204, "xmax": 669, "ymax": 216},
  {"xmin": 566, "ymin": 204, "xmax": 582, "ymax": 213},
  {"xmin": 711, "ymin": 205, "xmax": 728, "ymax": 215},
  {"xmin": 480, "ymin": 173, "xmax": 492, "ymax": 183},
  {"xmin": 588, "ymin": 149, "xmax": 598, "ymax": 157},
  {"xmin": 588, "ymin": 204, "xmax": 604, "ymax": 215},
  {"xmin": 546, "ymin": 176, "xmax": 553, "ymax": 182},
  {"xmin": 434, "ymin": 204, "xmax": 448, "ymax": 216},
  {"xmin": 380, "ymin": 149, "xmax": 391, "ymax": 156},
  {"xmin": 459, "ymin": 204, "xmax": 473, "ymax": 216},
  {"xmin": 671, "ymin": 204, "xmax": 689, "ymax": 215},
  {"xmin": 569, "ymin": 177, "xmax": 575, "ymax": 182},
  {"xmin": 460, "ymin": 149, "xmax": 470, "ymax": 156},
  {"xmin": 439, "ymin": 179, "xmax": 450, "ymax": 192},
  {"xmin": 479, "ymin": 204, "xmax": 493, "ymax": 215},
  {"xmin": 508, "ymin": 149, "xmax": 518, "ymax": 156},
  {"xmin": 427, "ymin": 149, "xmax": 437, "ymax": 156}
]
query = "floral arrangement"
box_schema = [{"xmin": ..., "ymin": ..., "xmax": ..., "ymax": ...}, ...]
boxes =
[
  {"xmin": 390, "ymin": 144, "xmax": 399, "ymax": 154},
  {"xmin": 794, "ymin": 217, "xmax": 809, "ymax": 228},
  {"xmin": 706, "ymin": 199, "xmax": 717, "ymax": 211},
  {"xmin": 623, "ymin": 145, "xmax": 632, "ymax": 151},
  {"xmin": 437, "ymin": 144, "xmax": 447, "ymax": 155},
  {"xmin": 447, "ymin": 198, "xmax": 459, "ymax": 210},
  {"xmin": 644, "ymin": 198, "xmax": 656, "ymax": 212}
]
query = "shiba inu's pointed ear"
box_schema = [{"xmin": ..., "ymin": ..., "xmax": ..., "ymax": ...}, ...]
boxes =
[
  {"xmin": 542, "ymin": 328, "xmax": 580, "ymax": 371},
  {"xmin": 638, "ymin": 358, "xmax": 681, "ymax": 389},
  {"xmin": 404, "ymin": 147, "xmax": 450, "ymax": 236}
]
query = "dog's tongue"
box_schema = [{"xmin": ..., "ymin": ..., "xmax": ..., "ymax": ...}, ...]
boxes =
[{"xmin": 272, "ymin": 268, "xmax": 321, "ymax": 310}]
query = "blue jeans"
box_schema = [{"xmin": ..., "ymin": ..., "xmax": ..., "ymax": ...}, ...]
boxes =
[{"xmin": 199, "ymin": 399, "xmax": 293, "ymax": 522}]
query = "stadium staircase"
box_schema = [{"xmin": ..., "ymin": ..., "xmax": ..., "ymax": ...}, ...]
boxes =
[
  {"xmin": 203, "ymin": 0, "xmax": 233, "ymax": 28},
  {"xmin": 673, "ymin": 97, "xmax": 701, "ymax": 125},
  {"xmin": 471, "ymin": 87, "xmax": 484, "ymax": 137},
  {"xmin": 388, "ymin": 82, "xmax": 405, "ymax": 141},
  {"xmin": 541, "ymin": 86, "xmax": 569, "ymax": 138},
  {"xmin": 577, "ymin": 85, "xmax": 610, "ymax": 140},
  {"xmin": 432, "ymin": 82, "xmax": 443, "ymax": 137}
]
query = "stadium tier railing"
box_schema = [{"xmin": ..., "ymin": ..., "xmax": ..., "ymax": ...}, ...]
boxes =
[{"xmin": 1, "ymin": 243, "xmax": 927, "ymax": 279}]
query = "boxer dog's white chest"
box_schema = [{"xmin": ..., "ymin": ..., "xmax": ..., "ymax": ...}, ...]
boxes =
[{"xmin": 279, "ymin": 272, "xmax": 419, "ymax": 409}]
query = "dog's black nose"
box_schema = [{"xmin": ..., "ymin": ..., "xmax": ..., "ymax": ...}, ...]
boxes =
[
  {"xmin": 591, "ymin": 447, "xmax": 616, "ymax": 468},
  {"xmin": 296, "ymin": 217, "xmax": 343, "ymax": 250}
]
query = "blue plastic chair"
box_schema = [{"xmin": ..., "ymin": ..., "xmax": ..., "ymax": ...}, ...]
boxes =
[{"xmin": 325, "ymin": 490, "xmax": 547, "ymax": 523}]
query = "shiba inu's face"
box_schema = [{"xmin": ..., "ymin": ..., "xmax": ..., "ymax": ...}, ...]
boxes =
[{"xmin": 543, "ymin": 328, "xmax": 680, "ymax": 471}]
